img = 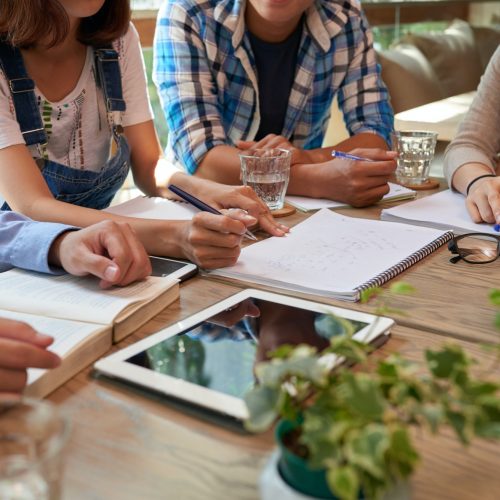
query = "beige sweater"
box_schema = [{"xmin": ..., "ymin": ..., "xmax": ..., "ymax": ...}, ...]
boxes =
[{"xmin": 444, "ymin": 45, "xmax": 500, "ymax": 186}]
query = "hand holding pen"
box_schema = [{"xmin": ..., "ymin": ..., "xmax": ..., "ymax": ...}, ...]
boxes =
[
  {"xmin": 322, "ymin": 148, "xmax": 397, "ymax": 207},
  {"xmin": 168, "ymin": 184, "xmax": 258, "ymax": 240}
]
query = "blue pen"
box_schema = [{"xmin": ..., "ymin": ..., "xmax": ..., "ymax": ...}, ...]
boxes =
[
  {"xmin": 331, "ymin": 150, "xmax": 375, "ymax": 162},
  {"xmin": 168, "ymin": 184, "xmax": 258, "ymax": 241},
  {"xmin": 494, "ymin": 224, "xmax": 500, "ymax": 232}
]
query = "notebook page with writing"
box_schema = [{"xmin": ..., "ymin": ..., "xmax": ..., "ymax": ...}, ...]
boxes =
[
  {"xmin": 286, "ymin": 183, "xmax": 416, "ymax": 212},
  {"xmin": 381, "ymin": 189, "xmax": 499, "ymax": 235},
  {"xmin": 209, "ymin": 209, "xmax": 452, "ymax": 301},
  {"xmin": 106, "ymin": 196, "xmax": 198, "ymax": 220}
]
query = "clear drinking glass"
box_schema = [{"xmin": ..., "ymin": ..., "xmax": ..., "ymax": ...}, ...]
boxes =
[
  {"xmin": 0, "ymin": 399, "xmax": 71, "ymax": 500},
  {"xmin": 239, "ymin": 148, "xmax": 291, "ymax": 211},
  {"xmin": 392, "ymin": 130, "xmax": 438, "ymax": 185}
]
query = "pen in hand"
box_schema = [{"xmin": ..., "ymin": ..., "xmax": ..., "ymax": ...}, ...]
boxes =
[
  {"xmin": 331, "ymin": 150, "xmax": 375, "ymax": 162},
  {"xmin": 168, "ymin": 184, "xmax": 258, "ymax": 241}
]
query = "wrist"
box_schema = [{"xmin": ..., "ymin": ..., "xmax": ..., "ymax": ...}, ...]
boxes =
[
  {"xmin": 466, "ymin": 174, "xmax": 497, "ymax": 196},
  {"xmin": 47, "ymin": 231, "xmax": 71, "ymax": 268}
]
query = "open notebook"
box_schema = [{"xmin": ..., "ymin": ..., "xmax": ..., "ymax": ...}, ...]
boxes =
[
  {"xmin": 381, "ymin": 189, "xmax": 499, "ymax": 235},
  {"xmin": 286, "ymin": 183, "xmax": 416, "ymax": 212},
  {"xmin": 209, "ymin": 209, "xmax": 452, "ymax": 301}
]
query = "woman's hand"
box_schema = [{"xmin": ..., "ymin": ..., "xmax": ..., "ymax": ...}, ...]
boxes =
[
  {"xmin": 466, "ymin": 176, "xmax": 500, "ymax": 224},
  {"xmin": 174, "ymin": 212, "xmax": 248, "ymax": 269},
  {"xmin": 171, "ymin": 173, "xmax": 289, "ymax": 237},
  {"xmin": 0, "ymin": 319, "xmax": 61, "ymax": 396}
]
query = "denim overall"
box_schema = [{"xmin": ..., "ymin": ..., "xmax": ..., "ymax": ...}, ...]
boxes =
[{"xmin": 0, "ymin": 42, "xmax": 130, "ymax": 210}]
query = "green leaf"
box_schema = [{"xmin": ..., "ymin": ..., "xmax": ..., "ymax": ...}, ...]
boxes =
[
  {"xmin": 346, "ymin": 425, "xmax": 389, "ymax": 479},
  {"xmin": 360, "ymin": 287, "xmax": 381, "ymax": 303},
  {"xmin": 495, "ymin": 312, "xmax": 500, "ymax": 331},
  {"xmin": 329, "ymin": 336, "xmax": 369, "ymax": 364},
  {"xmin": 425, "ymin": 345, "xmax": 468, "ymax": 379},
  {"xmin": 475, "ymin": 422, "xmax": 500, "ymax": 439},
  {"xmin": 340, "ymin": 373, "xmax": 385, "ymax": 419},
  {"xmin": 244, "ymin": 386, "xmax": 280, "ymax": 432},
  {"xmin": 489, "ymin": 289, "xmax": 500, "ymax": 307},
  {"xmin": 419, "ymin": 405, "xmax": 444, "ymax": 433},
  {"xmin": 387, "ymin": 427, "xmax": 419, "ymax": 476},
  {"xmin": 327, "ymin": 465, "xmax": 360, "ymax": 500},
  {"xmin": 389, "ymin": 282, "xmax": 415, "ymax": 295},
  {"xmin": 446, "ymin": 410, "xmax": 470, "ymax": 445}
]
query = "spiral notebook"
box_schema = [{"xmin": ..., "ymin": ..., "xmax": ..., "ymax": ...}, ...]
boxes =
[{"xmin": 209, "ymin": 209, "xmax": 452, "ymax": 301}]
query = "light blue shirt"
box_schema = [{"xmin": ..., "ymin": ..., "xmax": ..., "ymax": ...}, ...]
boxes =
[{"xmin": 0, "ymin": 211, "xmax": 74, "ymax": 274}]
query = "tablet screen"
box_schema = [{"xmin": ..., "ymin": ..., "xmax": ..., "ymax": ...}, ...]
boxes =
[{"xmin": 125, "ymin": 298, "xmax": 369, "ymax": 400}]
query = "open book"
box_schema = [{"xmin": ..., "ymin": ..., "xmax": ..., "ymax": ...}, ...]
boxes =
[
  {"xmin": 0, "ymin": 270, "xmax": 179, "ymax": 397},
  {"xmin": 286, "ymin": 182, "xmax": 416, "ymax": 212},
  {"xmin": 381, "ymin": 189, "xmax": 499, "ymax": 235},
  {"xmin": 106, "ymin": 196, "xmax": 197, "ymax": 219},
  {"xmin": 209, "ymin": 209, "xmax": 452, "ymax": 301}
]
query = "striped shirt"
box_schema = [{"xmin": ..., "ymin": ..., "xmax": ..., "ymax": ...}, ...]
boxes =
[{"xmin": 153, "ymin": 0, "xmax": 394, "ymax": 174}]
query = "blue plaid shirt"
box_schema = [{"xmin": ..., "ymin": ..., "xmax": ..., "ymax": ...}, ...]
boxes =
[{"xmin": 154, "ymin": 0, "xmax": 394, "ymax": 174}]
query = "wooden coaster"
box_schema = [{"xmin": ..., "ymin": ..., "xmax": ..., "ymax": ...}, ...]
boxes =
[
  {"xmin": 399, "ymin": 177, "xmax": 441, "ymax": 190},
  {"xmin": 271, "ymin": 204, "xmax": 296, "ymax": 218}
]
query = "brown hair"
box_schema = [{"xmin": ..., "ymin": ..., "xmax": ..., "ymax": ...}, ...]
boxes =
[{"xmin": 0, "ymin": 0, "xmax": 131, "ymax": 48}]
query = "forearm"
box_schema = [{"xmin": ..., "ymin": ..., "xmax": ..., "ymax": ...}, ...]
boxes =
[
  {"xmin": 451, "ymin": 162, "xmax": 497, "ymax": 195},
  {"xmin": 287, "ymin": 163, "xmax": 326, "ymax": 198},
  {"xmin": 195, "ymin": 145, "xmax": 242, "ymax": 184},
  {"xmin": 334, "ymin": 133, "xmax": 389, "ymax": 152},
  {"xmin": 21, "ymin": 196, "xmax": 187, "ymax": 258}
]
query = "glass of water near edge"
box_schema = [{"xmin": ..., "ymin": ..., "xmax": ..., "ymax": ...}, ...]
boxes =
[
  {"xmin": 0, "ymin": 398, "xmax": 71, "ymax": 500},
  {"xmin": 239, "ymin": 148, "xmax": 291, "ymax": 211},
  {"xmin": 392, "ymin": 130, "xmax": 438, "ymax": 186}
]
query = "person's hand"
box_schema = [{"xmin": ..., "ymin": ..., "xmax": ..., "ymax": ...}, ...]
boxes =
[
  {"xmin": 49, "ymin": 220, "xmax": 152, "ymax": 289},
  {"xmin": 189, "ymin": 180, "xmax": 289, "ymax": 237},
  {"xmin": 310, "ymin": 148, "xmax": 397, "ymax": 207},
  {"xmin": 237, "ymin": 134, "xmax": 314, "ymax": 165},
  {"xmin": 208, "ymin": 299, "xmax": 261, "ymax": 328},
  {"xmin": 176, "ymin": 212, "xmax": 252, "ymax": 269},
  {"xmin": 466, "ymin": 176, "xmax": 500, "ymax": 224},
  {"xmin": 0, "ymin": 319, "xmax": 61, "ymax": 396}
]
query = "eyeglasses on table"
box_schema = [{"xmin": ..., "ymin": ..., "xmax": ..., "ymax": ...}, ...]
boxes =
[{"xmin": 448, "ymin": 232, "xmax": 500, "ymax": 264}]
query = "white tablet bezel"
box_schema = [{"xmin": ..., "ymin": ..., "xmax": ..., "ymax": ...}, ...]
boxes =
[{"xmin": 94, "ymin": 289, "xmax": 394, "ymax": 421}]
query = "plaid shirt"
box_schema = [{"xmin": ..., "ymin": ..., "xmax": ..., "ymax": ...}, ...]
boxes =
[{"xmin": 153, "ymin": 0, "xmax": 394, "ymax": 174}]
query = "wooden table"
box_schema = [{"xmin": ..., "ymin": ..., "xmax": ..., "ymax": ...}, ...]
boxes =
[
  {"xmin": 50, "ymin": 191, "xmax": 500, "ymax": 499},
  {"xmin": 50, "ymin": 278, "xmax": 500, "ymax": 500}
]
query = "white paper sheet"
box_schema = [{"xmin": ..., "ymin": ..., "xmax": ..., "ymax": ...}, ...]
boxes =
[
  {"xmin": 286, "ymin": 183, "xmax": 416, "ymax": 211},
  {"xmin": 381, "ymin": 189, "xmax": 499, "ymax": 235}
]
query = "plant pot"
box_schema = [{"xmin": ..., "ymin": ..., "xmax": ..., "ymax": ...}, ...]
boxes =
[
  {"xmin": 274, "ymin": 420, "xmax": 342, "ymax": 499},
  {"xmin": 260, "ymin": 420, "xmax": 411, "ymax": 500}
]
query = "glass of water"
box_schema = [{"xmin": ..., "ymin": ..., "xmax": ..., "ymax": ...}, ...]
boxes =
[
  {"xmin": 0, "ymin": 399, "xmax": 70, "ymax": 500},
  {"xmin": 392, "ymin": 130, "xmax": 438, "ymax": 186},
  {"xmin": 239, "ymin": 148, "xmax": 291, "ymax": 211}
]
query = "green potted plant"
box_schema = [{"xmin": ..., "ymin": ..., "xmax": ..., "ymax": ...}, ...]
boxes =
[{"xmin": 245, "ymin": 286, "xmax": 500, "ymax": 500}]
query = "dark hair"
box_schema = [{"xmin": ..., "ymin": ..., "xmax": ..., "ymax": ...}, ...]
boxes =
[{"xmin": 0, "ymin": 0, "xmax": 131, "ymax": 48}]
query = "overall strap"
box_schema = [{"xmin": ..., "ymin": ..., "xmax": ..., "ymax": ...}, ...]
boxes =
[
  {"xmin": 0, "ymin": 42, "xmax": 47, "ymax": 146},
  {"xmin": 94, "ymin": 46, "xmax": 126, "ymax": 113}
]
